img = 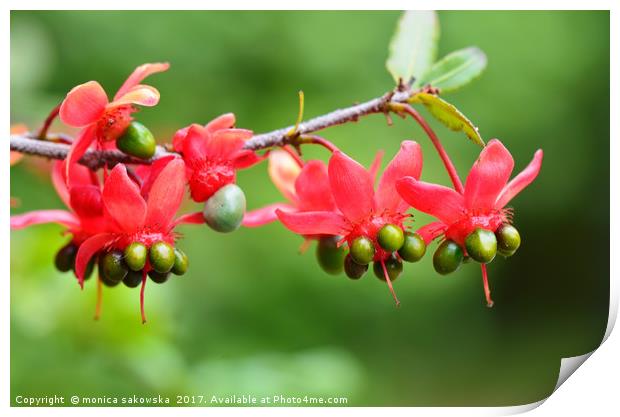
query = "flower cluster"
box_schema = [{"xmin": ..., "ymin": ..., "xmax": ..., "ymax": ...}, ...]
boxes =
[{"xmin": 11, "ymin": 62, "xmax": 543, "ymax": 321}]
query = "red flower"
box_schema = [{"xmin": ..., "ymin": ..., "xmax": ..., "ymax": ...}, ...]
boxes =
[
  {"xmin": 396, "ymin": 139, "xmax": 543, "ymax": 246},
  {"xmin": 59, "ymin": 62, "xmax": 169, "ymax": 178},
  {"xmin": 242, "ymin": 149, "xmax": 337, "ymax": 227},
  {"xmin": 172, "ymin": 114, "xmax": 261, "ymax": 202},
  {"xmin": 73, "ymin": 157, "xmax": 187, "ymax": 287},
  {"xmin": 11, "ymin": 160, "xmax": 108, "ymax": 247},
  {"xmin": 276, "ymin": 141, "xmax": 423, "ymax": 260}
]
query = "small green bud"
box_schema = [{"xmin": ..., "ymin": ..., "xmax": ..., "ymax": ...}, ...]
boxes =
[
  {"xmin": 433, "ymin": 240, "xmax": 464, "ymax": 275},
  {"xmin": 344, "ymin": 254, "xmax": 368, "ymax": 280},
  {"xmin": 100, "ymin": 250, "xmax": 128, "ymax": 283},
  {"xmin": 465, "ymin": 228, "xmax": 497, "ymax": 264},
  {"xmin": 148, "ymin": 270, "xmax": 170, "ymax": 284},
  {"xmin": 123, "ymin": 270, "xmax": 144, "ymax": 288},
  {"xmin": 316, "ymin": 236, "xmax": 346, "ymax": 275},
  {"xmin": 55, "ymin": 242, "xmax": 77, "ymax": 272},
  {"xmin": 149, "ymin": 241, "xmax": 175, "ymax": 273},
  {"xmin": 350, "ymin": 236, "xmax": 375, "ymax": 265},
  {"xmin": 496, "ymin": 224, "xmax": 521, "ymax": 256},
  {"xmin": 124, "ymin": 242, "xmax": 147, "ymax": 271},
  {"xmin": 203, "ymin": 184, "xmax": 246, "ymax": 233},
  {"xmin": 116, "ymin": 121, "xmax": 156, "ymax": 159},
  {"xmin": 398, "ymin": 232, "xmax": 426, "ymax": 262},
  {"xmin": 373, "ymin": 255, "xmax": 403, "ymax": 281},
  {"xmin": 172, "ymin": 248, "xmax": 189, "ymax": 276},
  {"xmin": 377, "ymin": 224, "xmax": 405, "ymax": 252}
]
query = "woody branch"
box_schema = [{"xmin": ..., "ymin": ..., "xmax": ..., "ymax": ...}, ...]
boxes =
[{"xmin": 10, "ymin": 89, "xmax": 418, "ymax": 170}]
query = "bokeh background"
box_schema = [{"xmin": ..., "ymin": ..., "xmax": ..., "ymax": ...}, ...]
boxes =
[{"xmin": 10, "ymin": 11, "xmax": 609, "ymax": 406}]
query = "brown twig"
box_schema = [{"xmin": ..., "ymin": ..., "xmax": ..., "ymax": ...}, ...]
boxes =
[{"xmin": 10, "ymin": 89, "xmax": 417, "ymax": 170}]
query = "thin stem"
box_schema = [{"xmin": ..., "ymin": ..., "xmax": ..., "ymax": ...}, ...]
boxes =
[
  {"xmin": 381, "ymin": 259, "xmax": 401, "ymax": 307},
  {"xmin": 37, "ymin": 103, "xmax": 61, "ymax": 139},
  {"xmin": 10, "ymin": 88, "xmax": 418, "ymax": 169},
  {"xmin": 399, "ymin": 104, "xmax": 465, "ymax": 194},
  {"xmin": 94, "ymin": 276, "xmax": 103, "ymax": 321},
  {"xmin": 481, "ymin": 264, "xmax": 494, "ymax": 308},
  {"xmin": 140, "ymin": 270, "xmax": 148, "ymax": 324},
  {"xmin": 298, "ymin": 134, "xmax": 339, "ymax": 153}
]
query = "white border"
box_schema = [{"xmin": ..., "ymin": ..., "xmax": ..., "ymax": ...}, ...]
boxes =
[{"xmin": 3, "ymin": 1, "xmax": 617, "ymax": 416}]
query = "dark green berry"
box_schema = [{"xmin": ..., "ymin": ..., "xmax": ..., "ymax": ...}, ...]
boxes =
[
  {"xmin": 100, "ymin": 250, "xmax": 128, "ymax": 283},
  {"xmin": 148, "ymin": 270, "xmax": 170, "ymax": 284},
  {"xmin": 55, "ymin": 242, "xmax": 77, "ymax": 272},
  {"xmin": 433, "ymin": 240, "xmax": 464, "ymax": 275},
  {"xmin": 123, "ymin": 270, "xmax": 144, "ymax": 288},
  {"xmin": 465, "ymin": 228, "xmax": 497, "ymax": 264},
  {"xmin": 373, "ymin": 255, "xmax": 403, "ymax": 281},
  {"xmin": 172, "ymin": 248, "xmax": 189, "ymax": 276},
  {"xmin": 344, "ymin": 254, "xmax": 368, "ymax": 280},
  {"xmin": 124, "ymin": 242, "xmax": 147, "ymax": 271},
  {"xmin": 149, "ymin": 241, "xmax": 175, "ymax": 273},
  {"xmin": 350, "ymin": 236, "xmax": 375, "ymax": 265},
  {"xmin": 377, "ymin": 224, "xmax": 405, "ymax": 252},
  {"xmin": 316, "ymin": 236, "xmax": 346, "ymax": 275},
  {"xmin": 398, "ymin": 232, "xmax": 426, "ymax": 262},
  {"xmin": 203, "ymin": 184, "xmax": 246, "ymax": 233},
  {"xmin": 116, "ymin": 121, "xmax": 156, "ymax": 159},
  {"xmin": 101, "ymin": 273, "xmax": 121, "ymax": 287},
  {"xmin": 496, "ymin": 224, "xmax": 521, "ymax": 256}
]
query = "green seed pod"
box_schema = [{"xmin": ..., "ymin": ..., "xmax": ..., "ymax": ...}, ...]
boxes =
[
  {"xmin": 377, "ymin": 224, "xmax": 405, "ymax": 252},
  {"xmin": 124, "ymin": 242, "xmax": 147, "ymax": 271},
  {"xmin": 398, "ymin": 232, "xmax": 426, "ymax": 262},
  {"xmin": 101, "ymin": 274, "xmax": 121, "ymax": 287},
  {"xmin": 465, "ymin": 228, "xmax": 497, "ymax": 264},
  {"xmin": 316, "ymin": 236, "xmax": 346, "ymax": 275},
  {"xmin": 433, "ymin": 240, "xmax": 464, "ymax": 275},
  {"xmin": 373, "ymin": 255, "xmax": 403, "ymax": 281},
  {"xmin": 148, "ymin": 270, "xmax": 170, "ymax": 284},
  {"xmin": 203, "ymin": 184, "xmax": 246, "ymax": 233},
  {"xmin": 55, "ymin": 242, "xmax": 77, "ymax": 272},
  {"xmin": 496, "ymin": 224, "xmax": 521, "ymax": 255},
  {"xmin": 172, "ymin": 248, "xmax": 189, "ymax": 276},
  {"xmin": 116, "ymin": 121, "xmax": 156, "ymax": 159},
  {"xmin": 123, "ymin": 270, "xmax": 144, "ymax": 288},
  {"xmin": 100, "ymin": 249, "xmax": 128, "ymax": 283},
  {"xmin": 344, "ymin": 254, "xmax": 368, "ymax": 280},
  {"xmin": 149, "ymin": 241, "xmax": 175, "ymax": 273},
  {"xmin": 350, "ymin": 236, "xmax": 375, "ymax": 265}
]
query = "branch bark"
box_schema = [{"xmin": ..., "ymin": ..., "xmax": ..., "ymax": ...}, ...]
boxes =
[{"xmin": 10, "ymin": 89, "xmax": 415, "ymax": 170}]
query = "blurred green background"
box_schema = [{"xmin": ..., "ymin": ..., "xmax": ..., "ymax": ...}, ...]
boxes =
[{"xmin": 10, "ymin": 11, "xmax": 609, "ymax": 406}]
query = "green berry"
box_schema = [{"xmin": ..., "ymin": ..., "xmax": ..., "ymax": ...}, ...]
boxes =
[
  {"xmin": 149, "ymin": 241, "xmax": 175, "ymax": 273},
  {"xmin": 99, "ymin": 249, "xmax": 128, "ymax": 283},
  {"xmin": 316, "ymin": 236, "xmax": 346, "ymax": 275},
  {"xmin": 496, "ymin": 224, "xmax": 521, "ymax": 256},
  {"xmin": 465, "ymin": 228, "xmax": 497, "ymax": 264},
  {"xmin": 55, "ymin": 242, "xmax": 77, "ymax": 272},
  {"xmin": 124, "ymin": 242, "xmax": 147, "ymax": 271},
  {"xmin": 344, "ymin": 254, "xmax": 368, "ymax": 280},
  {"xmin": 398, "ymin": 232, "xmax": 426, "ymax": 262},
  {"xmin": 123, "ymin": 270, "xmax": 144, "ymax": 288},
  {"xmin": 203, "ymin": 184, "xmax": 246, "ymax": 233},
  {"xmin": 116, "ymin": 121, "xmax": 156, "ymax": 159},
  {"xmin": 101, "ymin": 274, "xmax": 121, "ymax": 287},
  {"xmin": 350, "ymin": 236, "xmax": 375, "ymax": 265},
  {"xmin": 373, "ymin": 255, "xmax": 403, "ymax": 281},
  {"xmin": 172, "ymin": 248, "xmax": 189, "ymax": 276},
  {"xmin": 433, "ymin": 240, "xmax": 464, "ymax": 275},
  {"xmin": 148, "ymin": 270, "xmax": 170, "ymax": 284},
  {"xmin": 377, "ymin": 224, "xmax": 405, "ymax": 252}
]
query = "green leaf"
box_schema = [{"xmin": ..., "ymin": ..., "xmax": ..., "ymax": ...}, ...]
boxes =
[
  {"xmin": 417, "ymin": 47, "xmax": 487, "ymax": 93},
  {"xmin": 412, "ymin": 93, "xmax": 484, "ymax": 146},
  {"xmin": 386, "ymin": 11, "xmax": 439, "ymax": 85}
]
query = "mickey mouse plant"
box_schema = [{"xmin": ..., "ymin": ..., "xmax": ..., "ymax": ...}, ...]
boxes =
[{"xmin": 10, "ymin": 11, "xmax": 542, "ymax": 322}]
